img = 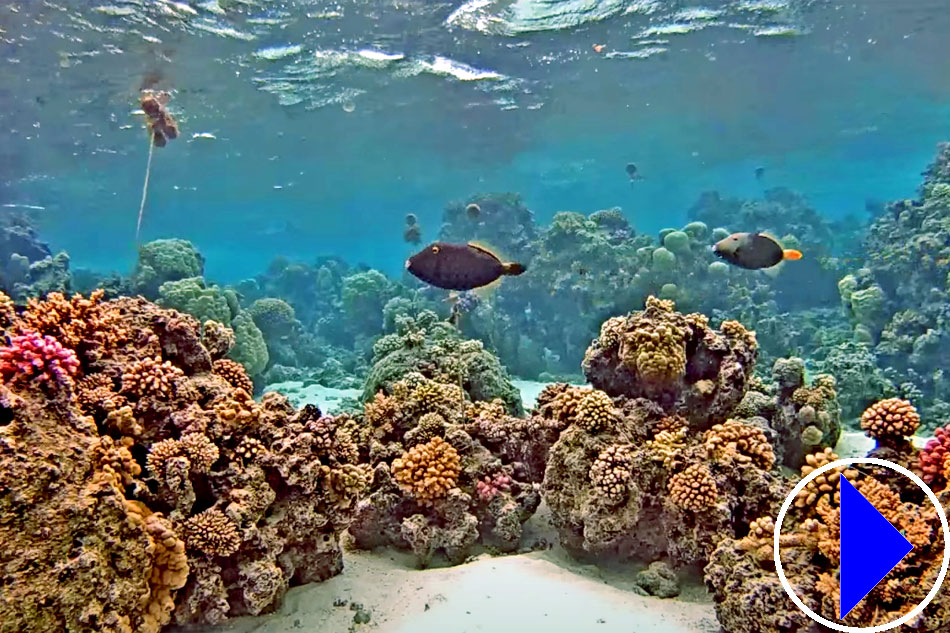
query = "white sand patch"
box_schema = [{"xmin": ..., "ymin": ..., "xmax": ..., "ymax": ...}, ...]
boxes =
[
  {"xmin": 264, "ymin": 380, "xmax": 361, "ymax": 413},
  {"xmin": 512, "ymin": 379, "xmax": 588, "ymax": 410},
  {"xmin": 835, "ymin": 430, "xmax": 933, "ymax": 458}
]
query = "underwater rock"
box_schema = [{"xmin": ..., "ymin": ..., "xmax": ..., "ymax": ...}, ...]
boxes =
[
  {"xmin": 582, "ymin": 296, "xmax": 757, "ymax": 430},
  {"xmin": 635, "ymin": 561, "xmax": 680, "ymax": 598}
]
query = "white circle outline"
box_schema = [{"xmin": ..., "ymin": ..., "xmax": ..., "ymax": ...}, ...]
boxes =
[{"xmin": 774, "ymin": 457, "xmax": 950, "ymax": 632}]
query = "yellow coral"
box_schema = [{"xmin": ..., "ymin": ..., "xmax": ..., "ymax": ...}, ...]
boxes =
[
  {"xmin": 235, "ymin": 436, "xmax": 265, "ymax": 461},
  {"xmin": 183, "ymin": 508, "xmax": 242, "ymax": 556},
  {"xmin": 598, "ymin": 316, "xmax": 626, "ymax": 349},
  {"xmin": 669, "ymin": 463, "xmax": 717, "ymax": 512},
  {"xmin": 541, "ymin": 385, "xmax": 593, "ymax": 422},
  {"xmin": 618, "ymin": 297, "xmax": 688, "ymax": 385},
  {"xmin": 410, "ymin": 379, "xmax": 463, "ymax": 415},
  {"xmin": 704, "ymin": 419, "xmax": 775, "ymax": 470},
  {"xmin": 860, "ymin": 398, "xmax": 920, "ymax": 440},
  {"xmin": 121, "ymin": 357, "xmax": 183, "ymax": 399},
  {"xmin": 391, "ymin": 436, "xmax": 460, "ymax": 506},
  {"xmin": 589, "ymin": 444, "xmax": 633, "ymax": 505},
  {"xmin": 574, "ymin": 390, "xmax": 617, "ymax": 433},
  {"xmin": 322, "ymin": 463, "xmax": 373, "ymax": 509},
  {"xmin": 212, "ymin": 358, "xmax": 253, "ymax": 394},
  {"xmin": 647, "ymin": 427, "xmax": 687, "ymax": 469},
  {"xmin": 720, "ymin": 319, "xmax": 757, "ymax": 349}
]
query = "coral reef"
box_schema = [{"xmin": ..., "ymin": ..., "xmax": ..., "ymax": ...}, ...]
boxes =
[
  {"xmin": 706, "ymin": 404, "xmax": 950, "ymax": 631},
  {"xmin": 133, "ymin": 239, "xmax": 205, "ymax": 299},
  {"xmin": 0, "ymin": 292, "xmax": 369, "ymax": 631},
  {"xmin": 350, "ymin": 373, "xmax": 544, "ymax": 566}
]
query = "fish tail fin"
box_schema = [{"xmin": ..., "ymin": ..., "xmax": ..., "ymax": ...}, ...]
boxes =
[
  {"xmin": 502, "ymin": 262, "xmax": 526, "ymax": 276},
  {"xmin": 783, "ymin": 249, "xmax": 803, "ymax": 261}
]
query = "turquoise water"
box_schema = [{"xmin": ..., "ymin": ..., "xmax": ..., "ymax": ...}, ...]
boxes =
[{"xmin": 3, "ymin": 0, "xmax": 950, "ymax": 280}]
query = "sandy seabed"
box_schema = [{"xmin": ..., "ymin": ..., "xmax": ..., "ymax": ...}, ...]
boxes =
[{"xmin": 203, "ymin": 381, "xmax": 925, "ymax": 633}]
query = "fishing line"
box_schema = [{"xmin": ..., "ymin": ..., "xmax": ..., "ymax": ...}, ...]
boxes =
[{"xmin": 136, "ymin": 133, "xmax": 155, "ymax": 242}]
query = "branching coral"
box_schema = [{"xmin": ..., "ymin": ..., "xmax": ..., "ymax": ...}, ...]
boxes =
[
  {"xmin": 860, "ymin": 398, "xmax": 921, "ymax": 440},
  {"xmin": 391, "ymin": 436, "xmax": 461, "ymax": 506},
  {"xmin": 704, "ymin": 419, "xmax": 775, "ymax": 470},
  {"xmin": 589, "ymin": 445, "xmax": 633, "ymax": 505},
  {"xmin": 212, "ymin": 359, "xmax": 253, "ymax": 394},
  {"xmin": 122, "ymin": 357, "xmax": 183, "ymax": 399},
  {"xmin": 647, "ymin": 427, "xmax": 687, "ymax": 469},
  {"xmin": 183, "ymin": 508, "xmax": 242, "ymax": 557},
  {"xmin": 574, "ymin": 389, "xmax": 617, "ymax": 433},
  {"xmin": 0, "ymin": 331, "xmax": 80, "ymax": 388},
  {"xmin": 668, "ymin": 463, "xmax": 717, "ymax": 512},
  {"xmin": 794, "ymin": 447, "xmax": 852, "ymax": 510}
]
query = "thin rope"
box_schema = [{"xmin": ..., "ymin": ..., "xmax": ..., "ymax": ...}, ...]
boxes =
[{"xmin": 136, "ymin": 134, "xmax": 155, "ymax": 242}]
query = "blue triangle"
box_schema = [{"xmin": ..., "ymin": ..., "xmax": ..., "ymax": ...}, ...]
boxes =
[{"xmin": 839, "ymin": 476, "xmax": 913, "ymax": 618}]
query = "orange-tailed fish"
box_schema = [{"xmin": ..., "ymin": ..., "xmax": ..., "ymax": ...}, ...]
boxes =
[{"xmin": 712, "ymin": 232, "xmax": 802, "ymax": 270}]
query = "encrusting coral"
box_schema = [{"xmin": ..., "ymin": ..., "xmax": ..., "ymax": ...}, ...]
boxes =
[{"xmin": 0, "ymin": 292, "xmax": 371, "ymax": 632}]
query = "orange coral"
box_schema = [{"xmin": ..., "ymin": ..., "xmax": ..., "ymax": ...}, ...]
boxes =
[
  {"xmin": 92, "ymin": 435, "xmax": 142, "ymax": 488},
  {"xmin": 704, "ymin": 419, "xmax": 775, "ymax": 470},
  {"xmin": 213, "ymin": 388, "xmax": 260, "ymax": 430},
  {"xmin": 795, "ymin": 447, "xmax": 852, "ymax": 510},
  {"xmin": 391, "ymin": 436, "xmax": 460, "ymax": 505},
  {"xmin": 121, "ymin": 357, "xmax": 183, "ymax": 399},
  {"xmin": 16, "ymin": 290, "xmax": 127, "ymax": 354},
  {"xmin": 212, "ymin": 359, "xmax": 253, "ymax": 394},
  {"xmin": 669, "ymin": 463, "xmax": 717, "ymax": 512},
  {"xmin": 860, "ymin": 398, "xmax": 921, "ymax": 440}
]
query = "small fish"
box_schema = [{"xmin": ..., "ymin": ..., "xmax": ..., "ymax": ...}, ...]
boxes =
[
  {"xmin": 754, "ymin": 166, "xmax": 765, "ymax": 180},
  {"xmin": 406, "ymin": 242, "xmax": 526, "ymax": 291},
  {"xmin": 465, "ymin": 203, "xmax": 481, "ymax": 220},
  {"xmin": 403, "ymin": 224, "xmax": 422, "ymax": 245},
  {"xmin": 625, "ymin": 163, "xmax": 642, "ymax": 180},
  {"xmin": 405, "ymin": 212, "xmax": 418, "ymax": 227},
  {"xmin": 713, "ymin": 232, "xmax": 802, "ymax": 270},
  {"xmin": 593, "ymin": 44, "xmax": 605, "ymax": 53}
]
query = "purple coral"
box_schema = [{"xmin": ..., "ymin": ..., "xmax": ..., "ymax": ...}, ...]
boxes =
[
  {"xmin": 476, "ymin": 472, "xmax": 512, "ymax": 502},
  {"xmin": 0, "ymin": 331, "xmax": 80, "ymax": 387}
]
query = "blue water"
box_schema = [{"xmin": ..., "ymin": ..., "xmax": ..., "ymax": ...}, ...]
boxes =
[{"xmin": 2, "ymin": 0, "xmax": 950, "ymax": 281}]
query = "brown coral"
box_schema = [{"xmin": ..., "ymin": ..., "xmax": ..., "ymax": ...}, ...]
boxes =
[
  {"xmin": 574, "ymin": 390, "xmax": 617, "ymax": 433},
  {"xmin": 235, "ymin": 436, "xmax": 264, "ymax": 461},
  {"xmin": 179, "ymin": 433, "xmax": 219, "ymax": 473},
  {"xmin": 147, "ymin": 438, "xmax": 184, "ymax": 479},
  {"xmin": 619, "ymin": 297, "xmax": 687, "ymax": 385},
  {"xmin": 183, "ymin": 508, "xmax": 242, "ymax": 557},
  {"xmin": 213, "ymin": 388, "xmax": 260, "ymax": 431},
  {"xmin": 860, "ymin": 398, "xmax": 921, "ymax": 440},
  {"xmin": 92, "ymin": 435, "xmax": 142, "ymax": 487},
  {"xmin": 540, "ymin": 385, "xmax": 593, "ymax": 423},
  {"xmin": 121, "ymin": 357, "xmax": 183, "ymax": 399},
  {"xmin": 201, "ymin": 320, "xmax": 235, "ymax": 360},
  {"xmin": 704, "ymin": 419, "xmax": 775, "ymax": 470},
  {"xmin": 391, "ymin": 436, "xmax": 461, "ymax": 506},
  {"xmin": 404, "ymin": 412, "xmax": 446, "ymax": 446},
  {"xmin": 365, "ymin": 391, "xmax": 401, "ymax": 434},
  {"xmin": 410, "ymin": 378, "xmax": 464, "ymax": 415},
  {"xmin": 795, "ymin": 447, "xmax": 852, "ymax": 510},
  {"xmin": 647, "ymin": 427, "xmax": 687, "ymax": 469},
  {"xmin": 589, "ymin": 444, "xmax": 633, "ymax": 505},
  {"xmin": 16, "ymin": 290, "xmax": 127, "ymax": 354},
  {"xmin": 77, "ymin": 373, "xmax": 126, "ymax": 414},
  {"xmin": 212, "ymin": 359, "xmax": 253, "ymax": 395},
  {"xmin": 669, "ymin": 463, "xmax": 717, "ymax": 512}
]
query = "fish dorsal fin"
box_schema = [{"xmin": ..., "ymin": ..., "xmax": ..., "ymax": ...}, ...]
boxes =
[
  {"xmin": 756, "ymin": 231, "xmax": 783, "ymax": 246},
  {"xmin": 467, "ymin": 241, "xmax": 503, "ymax": 262}
]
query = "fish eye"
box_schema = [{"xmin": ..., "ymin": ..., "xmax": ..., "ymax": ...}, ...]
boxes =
[{"xmin": 432, "ymin": 246, "xmax": 440, "ymax": 254}]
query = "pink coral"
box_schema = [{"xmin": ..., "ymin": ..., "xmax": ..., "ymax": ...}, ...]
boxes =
[
  {"xmin": 919, "ymin": 425, "xmax": 950, "ymax": 485},
  {"xmin": 0, "ymin": 332, "xmax": 80, "ymax": 387},
  {"xmin": 476, "ymin": 472, "xmax": 512, "ymax": 502}
]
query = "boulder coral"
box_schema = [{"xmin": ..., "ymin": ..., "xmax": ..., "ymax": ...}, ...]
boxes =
[{"xmin": 0, "ymin": 292, "xmax": 370, "ymax": 631}]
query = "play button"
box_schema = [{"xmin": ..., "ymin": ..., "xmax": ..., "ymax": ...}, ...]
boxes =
[
  {"xmin": 774, "ymin": 457, "xmax": 950, "ymax": 632},
  {"xmin": 839, "ymin": 476, "xmax": 913, "ymax": 618}
]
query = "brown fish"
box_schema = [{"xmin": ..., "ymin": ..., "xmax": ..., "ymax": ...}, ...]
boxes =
[
  {"xmin": 406, "ymin": 242, "xmax": 526, "ymax": 291},
  {"xmin": 713, "ymin": 232, "xmax": 802, "ymax": 270}
]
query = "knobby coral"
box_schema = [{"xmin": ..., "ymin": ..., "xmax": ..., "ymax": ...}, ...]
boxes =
[
  {"xmin": 668, "ymin": 463, "xmax": 718, "ymax": 512},
  {"xmin": 391, "ymin": 436, "xmax": 461, "ymax": 506},
  {"xmin": 860, "ymin": 398, "xmax": 921, "ymax": 440}
]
